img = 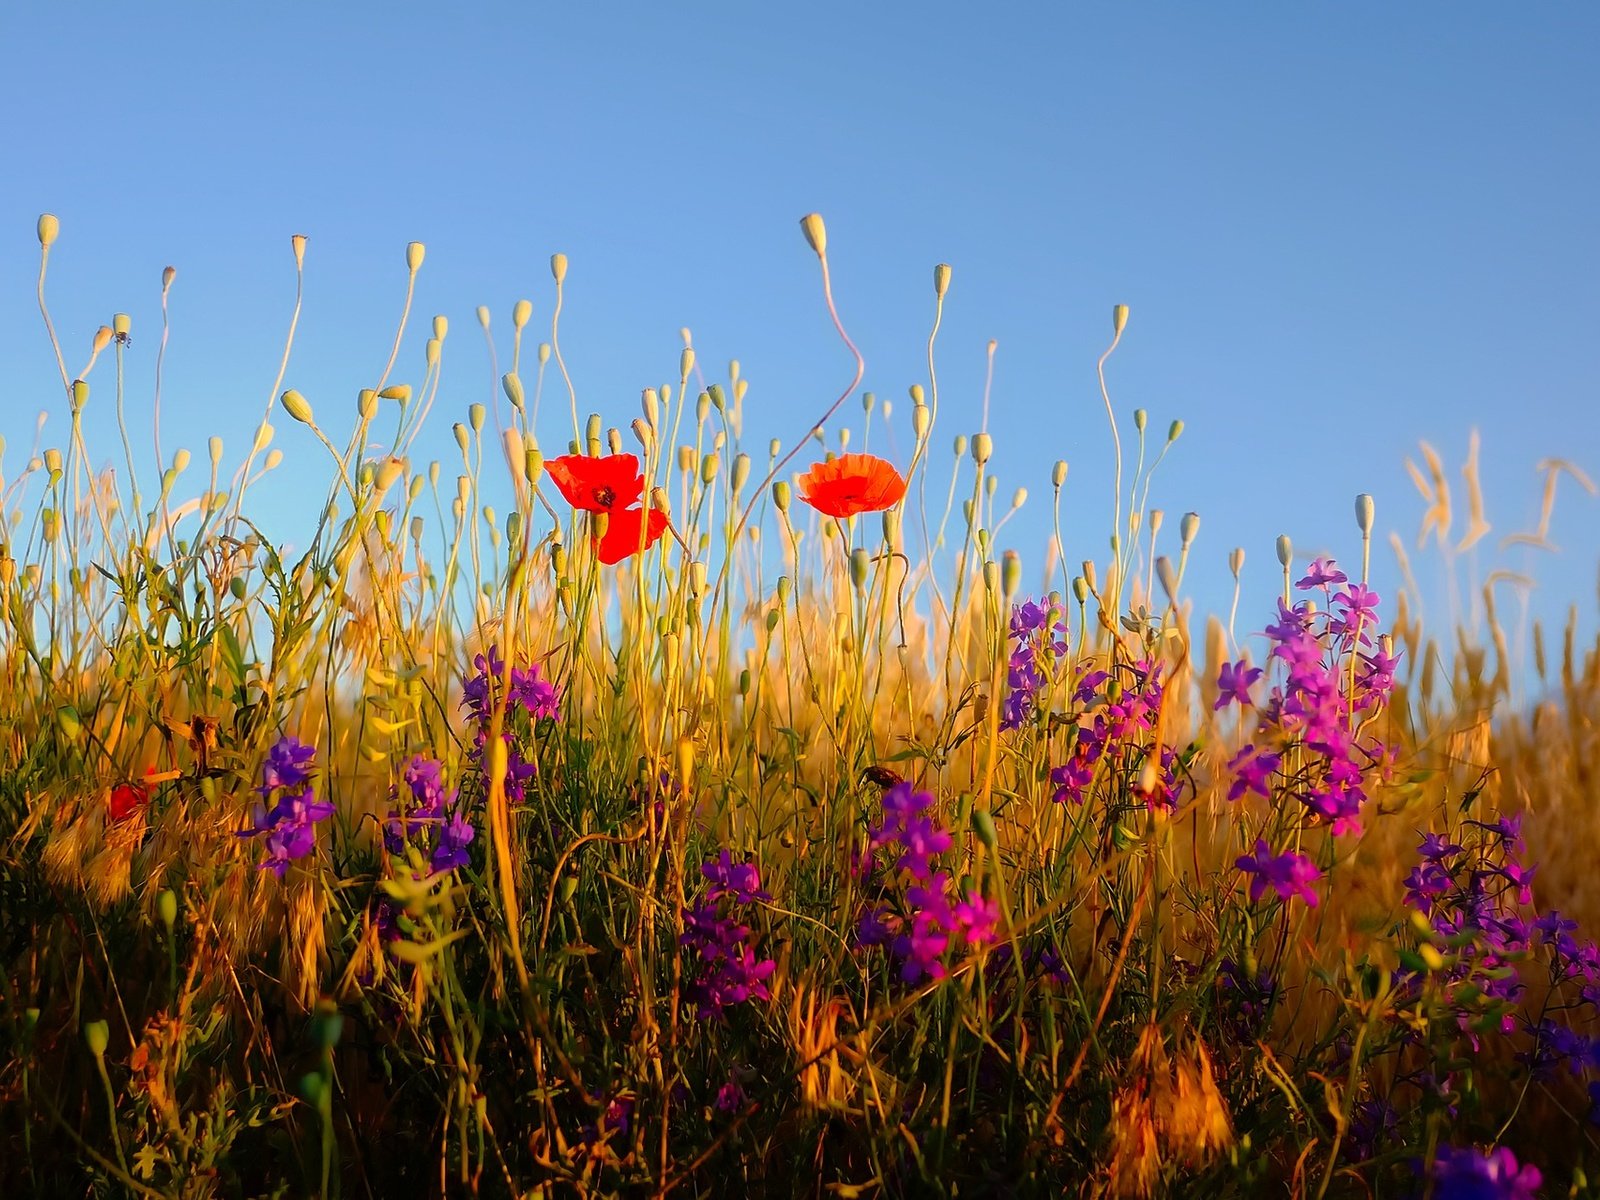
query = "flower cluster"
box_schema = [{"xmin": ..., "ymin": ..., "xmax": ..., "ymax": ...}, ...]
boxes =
[
  {"xmin": 545, "ymin": 452, "xmax": 669, "ymax": 564},
  {"xmin": 384, "ymin": 755, "xmax": 474, "ymax": 873},
  {"xmin": 461, "ymin": 645, "xmax": 560, "ymax": 804},
  {"xmin": 1234, "ymin": 839, "xmax": 1322, "ymax": 907},
  {"xmin": 1000, "ymin": 597, "xmax": 1068, "ymax": 731},
  {"xmin": 681, "ymin": 853, "xmax": 775, "ymax": 1020},
  {"xmin": 856, "ymin": 783, "xmax": 1000, "ymax": 983},
  {"xmin": 1050, "ymin": 659, "xmax": 1183, "ymax": 811},
  {"xmin": 1422, "ymin": 1144, "xmax": 1541, "ymax": 1200},
  {"xmin": 238, "ymin": 736, "xmax": 330, "ymax": 876}
]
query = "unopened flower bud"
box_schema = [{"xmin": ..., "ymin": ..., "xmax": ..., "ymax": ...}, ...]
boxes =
[
  {"xmin": 281, "ymin": 389, "xmax": 314, "ymax": 424},
  {"xmin": 502, "ymin": 372, "xmax": 525, "ymax": 411},
  {"xmin": 406, "ymin": 242, "xmax": 425, "ymax": 271},
  {"xmin": 70, "ymin": 380, "xmax": 89, "ymax": 411},
  {"xmin": 850, "ymin": 547, "xmax": 871, "ymax": 591},
  {"xmin": 1276, "ymin": 534, "xmax": 1293, "ymax": 568},
  {"xmin": 1229, "ymin": 547, "xmax": 1245, "ymax": 578},
  {"xmin": 983, "ymin": 559, "xmax": 1000, "ymax": 594},
  {"xmin": 1133, "ymin": 408, "xmax": 1147, "ymax": 433},
  {"xmin": 84, "ymin": 1019, "xmax": 109, "ymax": 1058},
  {"xmin": 476, "ymin": 305, "xmax": 490, "ymax": 329},
  {"xmin": 426, "ymin": 338, "xmax": 440, "ymax": 367},
  {"xmin": 358, "ymin": 389, "xmax": 378, "ymax": 420},
  {"xmin": 1002, "ymin": 550, "xmax": 1021, "ymax": 599},
  {"xmin": 913, "ymin": 404, "xmax": 931, "ymax": 439},
  {"xmin": 953, "ymin": 434, "xmax": 968, "ymax": 458},
  {"xmin": 732, "ymin": 453, "xmax": 750, "ymax": 491},
  {"xmin": 453, "ymin": 424, "xmax": 469, "ymax": 454},
  {"xmin": 162, "ymin": 265, "xmax": 176, "ymax": 290},
  {"xmin": 92, "ymin": 326, "xmax": 112, "ymax": 354},
  {"xmin": 1167, "ymin": 419, "xmax": 1184, "ymax": 444},
  {"xmin": 1148, "ymin": 509, "xmax": 1164, "ymax": 537},
  {"xmin": 972, "ymin": 433, "xmax": 993, "ymax": 465},
  {"xmin": 1112, "ymin": 304, "xmax": 1129, "ymax": 336},
  {"xmin": 208, "ymin": 436, "xmax": 223, "ymax": 465},
  {"xmin": 1180, "ymin": 511, "xmax": 1200, "ymax": 548},
  {"xmin": 38, "ymin": 213, "xmax": 60, "ymax": 247},
  {"xmin": 799, "ymin": 212, "xmax": 827, "ymax": 256},
  {"xmin": 1156, "ymin": 556, "xmax": 1179, "ymax": 605},
  {"xmin": 513, "ymin": 298, "xmax": 532, "ymax": 329},
  {"xmin": 934, "ymin": 263, "xmax": 951, "ymax": 297},
  {"xmin": 551, "ymin": 253, "xmax": 568, "ymax": 284},
  {"xmin": 773, "ymin": 480, "xmax": 791, "ymax": 512},
  {"xmin": 701, "ymin": 453, "xmax": 719, "ymax": 485},
  {"xmin": 1052, "ymin": 460, "xmax": 1068, "ymax": 488},
  {"xmin": 380, "ymin": 383, "xmax": 411, "ymax": 402},
  {"xmin": 469, "ymin": 403, "xmax": 486, "ymax": 433},
  {"xmin": 1355, "ymin": 493, "xmax": 1375, "ymax": 536}
]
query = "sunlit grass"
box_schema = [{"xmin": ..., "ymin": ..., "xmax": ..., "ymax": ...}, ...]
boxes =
[{"xmin": 2, "ymin": 212, "xmax": 1596, "ymax": 1198}]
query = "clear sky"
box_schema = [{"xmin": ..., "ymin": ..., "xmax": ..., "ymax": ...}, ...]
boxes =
[{"xmin": 4, "ymin": 5, "xmax": 1597, "ymax": 679}]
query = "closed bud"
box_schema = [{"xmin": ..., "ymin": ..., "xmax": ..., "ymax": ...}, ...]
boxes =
[
  {"xmin": 983, "ymin": 559, "xmax": 1000, "ymax": 594},
  {"xmin": 476, "ymin": 305, "xmax": 490, "ymax": 329},
  {"xmin": 38, "ymin": 213, "xmax": 61, "ymax": 247},
  {"xmin": 358, "ymin": 389, "xmax": 378, "ymax": 419},
  {"xmin": 524, "ymin": 448, "xmax": 544, "ymax": 484},
  {"xmin": 410, "ymin": 515, "xmax": 425, "ymax": 543},
  {"xmin": 1355, "ymin": 493, "xmax": 1375, "ymax": 535},
  {"xmin": 1167, "ymin": 419, "xmax": 1184, "ymax": 444},
  {"xmin": 862, "ymin": 390, "xmax": 875, "ymax": 414},
  {"xmin": 642, "ymin": 388, "xmax": 660, "ymax": 428},
  {"xmin": 934, "ymin": 263, "xmax": 951, "ymax": 297},
  {"xmin": 229, "ymin": 575, "xmax": 247, "ymax": 600},
  {"xmin": 1148, "ymin": 510, "xmax": 1164, "ymax": 539},
  {"xmin": 432, "ymin": 314, "xmax": 448, "ymax": 341},
  {"xmin": 769, "ymin": 437, "xmax": 781, "ymax": 460},
  {"xmin": 83, "ymin": 1019, "xmax": 109, "ymax": 1058},
  {"xmin": 1011, "ymin": 487, "xmax": 1026, "ymax": 510},
  {"xmin": 469, "ymin": 402, "xmax": 486, "ymax": 433},
  {"xmin": 607, "ymin": 427, "xmax": 622, "ymax": 455},
  {"xmin": 953, "ymin": 434, "xmax": 968, "ymax": 458},
  {"xmin": 92, "ymin": 325, "xmax": 112, "ymax": 354},
  {"xmin": 1081, "ymin": 559, "xmax": 1099, "ymax": 594},
  {"xmin": 700, "ymin": 453, "xmax": 719, "ymax": 485},
  {"xmin": 677, "ymin": 445, "xmax": 695, "ymax": 473},
  {"xmin": 850, "ymin": 547, "xmax": 870, "ymax": 591},
  {"xmin": 799, "ymin": 212, "xmax": 827, "ymax": 256},
  {"xmin": 649, "ymin": 485, "xmax": 670, "ymax": 516},
  {"xmin": 537, "ymin": 343, "xmax": 550, "ymax": 365},
  {"xmin": 909, "ymin": 383, "xmax": 925, "ymax": 405},
  {"xmin": 707, "ymin": 383, "xmax": 726, "ymax": 411},
  {"xmin": 70, "ymin": 380, "xmax": 89, "ymax": 411},
  {"xmin": 379, "ymin": 383, "xmax": 411, "ymax": 401},
  {"xmin": 1156, "ymin": 556, "xmax": 1179, "ymax": 605},
  {"xmin": 913, "ymin": 404, "xmax": 931, "ymax": 439},
  {"xmin": 453, "ymin": 424, "xmax": 469, "ymax": 454},
  {"xmin": 732, "ymin": 452, "xmax": 750, "ymax": 491},
  {"xmin": 773, "ymin": 480, "xmax": 791, "ymax": 512},
  {"xmin": 631, "ymin": 418, "xmax": 652, "ymax": 449},
  {"xmin": 1276, "ymin": 534, "xmax": 1293, "ymax": 568},
  {"xmin": 45, "ymin": 448, "xmax": 63, "ymax": 476},
  {"xmin": 502, "ymin": 372, "xmax": 525, "ymax": 411},
  {"xmin": 208, "ymin": 436, "xmax": 223, "ymax": 465},
  {"xmin": 1052, "ymin": 460, "xmax": 1068, "ymax": 488},
  {"xmin": 972, "ymin": 433, "xmax": 993, "ymax": 465},
  {"xmin": 1112, "ymin": 304, "xmax": 1129, "ymax": 336},
  {"xmin": 281, "ymin": 389, "xmax": 314, "ymax": 424},
  {"xmin": 162, "ymin": 265, "xmax": 176, "ymax": 290},
  {"xmin": 551, "ymin": 253, "xmax": 568, "ymax": 284},
  {"xmin": 407, "ymin": 242, "xmax": 426, "ymax": 271},
  {"xmin": 1133, "ymin": 408, "xmax": 1147, "ymax": 433},
  {"xmin": 1001, "ymin": 549, "xmax": 1021, "ymax": 599},
  {"xmin": 1230, "ymin": 547, "xmax": 1245, "ymax": 578},
  {"xmin": 882, "ymin": 507, "xmax": 900, "ymax": 550},
  {"xmin": 1180, "ymin": 511, "xmax": 1200, "ymax": 548},
  {"xmin": 585, "ymin": 413, "xmax": 601, "ymax": 446},
  {"xmin": 513, "ymin": 298, "xmax": 532, "ymax": 329},
  {"xmin": 425, "ymin": 338, "xmax": 440, "ymax": 367},
  {"xmin": 696, "ymin": 390, "xmax": 710, "ymax": 423},
  {"xmin": 1073, "ymin": 575, "xmax": 1089, "ymax": 604}
]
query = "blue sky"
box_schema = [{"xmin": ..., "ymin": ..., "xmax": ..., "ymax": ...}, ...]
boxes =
[{"xmin": 4, "ymin": 5, "xmax": 1597, "ymax": 676}]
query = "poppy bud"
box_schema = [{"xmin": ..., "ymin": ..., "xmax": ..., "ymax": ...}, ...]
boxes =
[
  {"xmin": 1133, "ymin": 408, "xmax": 1147, "ymax": 433},
  {"xmin": 453, "ymin": 424, "xmax": 469, "ymax": 454},
  {"xmin": 92, "ymin": 325, "xmax": 112, "ymax": 354},
  {"xmin": 358, "ymin": 389, "xmax": 378, "ymax": 420},
  {"xmin": 701, "ymin": 453, "xmax": 719, "ymax": 485},
  {"xmin": 849, "ymin": 548, "xmax": 870, "ymax": 591},
  {"xmin": 538, "ymin": 343, "xmax": 550, "ymax": 365},
  {"xmin": 281, "ymin": 390, "xmax": 314, "ymax": 424},
  {"xmin": 983, "ymin": 559, "xmax": 1000, "ymax": 595},
  {"xmin": 773, "ymin": 480, "xmax": 790, "ymax": 513},
  {"xmin": 861, "ymin": 391, "xmax": 875, "ymax": 415},
  {"xmin": 407, "ymin": 242, "xmax": 425, "ymax": 271},
  {"xmin": 84, "ymin": 1019, "xmax": 109, "ymax": 1058},
  {"xmin": 1081, "ymin": 560, "xmax": 1099, "ymax": 595},
  {"xmin": 912, "ymin": 404, "xmax": 930, "ymax": 439},
  {"xmin": 1052, "ymin": 460, "xmax": 1068, "ymax": 488},
  {"xmin": 1355, "ymin": 493, "xmax": 1374, "ymax": 536},
  {"xmin": 677, "ymin": 446, "xmax": 695, "ymax": 473},
  {"xmin": 882, "ymin": 507, "xmax": 900, "ymax": 551},
  {"xmin": 1156, "ymin": 556, "xmax": 1179, "ymax": 605},
  {"xmin": 707, "ymin": 383, "xmax": 726, "ymax": 411},
  {"xmin": 1180, "ymin": 512, "xmax": 1200, "ymax": 549},
  {"xmin": 513, "ymin": 298, "xmax": 532, "ymax": 329},
  {"xmin": 953, "ymin": 435, "xmax": 967, "ymax": 458},
  {"xmin": 469, "ymin": 403, "xmax": 486, "ymax": 434},
  {"xmin": 162, "ymin": 266, "xmax": 177, "ymax": 290},
  {"xmin": 934, "ymin": 263, "xmax": 951, "ymax": 297},
  {"xmin": 433, "ymin": 315, "xmax": 448, "ymax": 341},
  {"xmin": 642, "ymin": 388, "xmax": 660, "ymax": 429},
  {"xmin": 71, "ymin": 380, "xmax": 89, "ymax": 411},
  {"xmin": 380, "ymin": 384, "xmax": 411, "ymax": 402},
  {"xmin": 38, "ymin": 213, "xmax": 60, "ymax": 247},
  {"xmin": 476, "ymin": 305, "xmax": 490, "ymax": 329},
  {"xmin": 1112, "ymin": 304, "xmax": 1129, "ymax": 336},
  {"xmin": 732, "ymin": 453, "xmax": 750, "ymax": 491},
  {"xmin": 1230, "ymin": 547, "xmax": 1245, "ymax": 578},
  {"xmin": 426, "ymin": 338, "xmax": 440, "ymax": 367},
  {"xmin": 502, "ymin": 372, "xmax": 524, "ymax": 411},
  {"xmin": 1002, "ymin": 550, "xmax": 1021, "ymax": 599},
  {"xmin": 209, "ymin": 437, "xmax": 224, "ymax": 466},
  {"xmin": 551, "ymin": 253, "xmax": 568, "ymax": 284},
  {"xmin": 631, "ymin": 418, "xmax": 652, "ymax": 450},
  {"xmin": 1167, "ymin": 419, "xmax": 1184, "ymax": 444},
  {"xmin": 972, "ymin": 433, "xmax": 993, "ymax": 465},
  {"xmin": 158, "ymin": 889, "xmax": 178, "ymax": 928},
  {"xmin": 799, "ymin": 212, "xmax": 827, "ymax": 256},
  {"xmin": 1276, "ymin": 535, "xmax": 1293, "ymax": 568},
  {"xmin": 1148, "ymin": 509, "xmax": 1164, "ymax": 538}
]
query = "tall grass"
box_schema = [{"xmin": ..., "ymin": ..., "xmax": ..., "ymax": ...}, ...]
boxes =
[{"xmin": 2, "ymin": 212, "xmax": 1597, "ymax": 1198}]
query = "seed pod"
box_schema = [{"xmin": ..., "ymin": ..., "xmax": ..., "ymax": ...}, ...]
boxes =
[
  {"xmin": 1112, "ymin": 304, "xmax": 1129, "ymax": 335},
  {"xmin": 550, "ymin": 253, "xmax": 568, "ymax": 284},
  {"xmin": 1276, "ymin": 535, "xmax": 1293, "ymax": 568},
  {"xmin": 799, "ymin": 212, "xmax": 827, "ymax": 256},
  {"xmin": 972, "ymin": 433, "xmax": 993, "ymax": 465},
  {"xmin": 281, "ymin": 390, "xmax": 314, "ymax": 424},
  {"xmin": 407, "ymin": 242, "xmax": 425, "ymax": 271},
  {"xmin": 380, "ymin": 383, "xmax": 412, "ymax": 402},
  {"xmin": 1355, "ymin": 493, "xmax": 1375, "ymax": 536},
  {"xmin": 1052, "ymin": 460, "xmax": 1067, "ymax": 488},
  {"xmin": 38, "ymin": 214, "xmax": 61, "ymax": 247}
]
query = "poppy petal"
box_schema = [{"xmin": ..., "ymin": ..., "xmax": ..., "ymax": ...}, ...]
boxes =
[
  {"xmin": 546, "ymin": 454, "xmax": 645, "ymax": 512},
  {"xmin": 595, "ymin": 505, "xmax": 669, "ymax": 565}
]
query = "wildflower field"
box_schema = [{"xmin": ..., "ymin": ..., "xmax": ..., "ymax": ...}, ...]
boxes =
[{"xmin": 4, "ymin": 211, "xmax": 1599, "ymax": 1198}]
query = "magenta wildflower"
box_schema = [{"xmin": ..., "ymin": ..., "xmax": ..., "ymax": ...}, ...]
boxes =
[
  {"xmin": 1424, "ymin": 1144, "xmax": 1541, "ymax": 1200},
  {"xmin": 1214, "ymin": 658, "xmax": 1263, "ymax": 710},
  {"xmin": 1235, "ymin": 840, "xmax": 1322, "ymax": 907},
  {"xmin": 952, "ymin": 888, "xmax": 1001, "ymax": 950},
  {"xmin": 1295, "ymin": 557, "xmax": 1348, "ymax": 590}
]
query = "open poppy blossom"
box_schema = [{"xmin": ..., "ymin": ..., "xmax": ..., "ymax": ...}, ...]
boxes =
[
  {"xmin": 796, "ymin": 453, "xmax": 907, "ymax": 519},
  {"xmin": 109, "ymin": 771, "xmax": 155, "ymax": 822},
  {"xmin": 546, "ymin": 452, "xmax": 668, "ymax": 563}
]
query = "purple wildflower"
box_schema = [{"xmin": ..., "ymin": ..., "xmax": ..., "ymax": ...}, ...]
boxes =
[
  {"xmin": 1296, "ymin": 557, "xmax": 1349, "ymax": 590},
  {"xmin": 1425, "ymin": 1144, "xmax": 1541, "ymax": 1200},
  {"xmin": 1235, "ymin": 840, "xmax": 1322, "ymax": 907},
  {"xmin": 238, "ymin": 736, "xmax": 329, "ymax": 876},
  {"xmin": 1214, "ymin": 658, "xmax": 1263, "ymax": 711}
]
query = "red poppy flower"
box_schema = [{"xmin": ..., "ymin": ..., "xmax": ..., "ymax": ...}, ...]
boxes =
[
  {"xmin": 545, "ymin": 453, "xmax": 646, "ymax": 513},
  {"xmin": 596, "ymin": 505, "xmax": 670, "ymax": 565},
  {"xmin": 545, "ymin": 452, "xmax": 668, "ymax": 564},
  {"xmin": 796, "ymin": 453, "xmax": 907, "ymax": 519},
  {"xmin": 109, "ymin": 778, "xmax": 152, "ymax": 822}
]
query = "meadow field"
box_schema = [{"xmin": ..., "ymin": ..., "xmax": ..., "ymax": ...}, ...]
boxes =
[{"xmin": 4, "ymin": 212, "xmax": 1598, "ymax": 1198}]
